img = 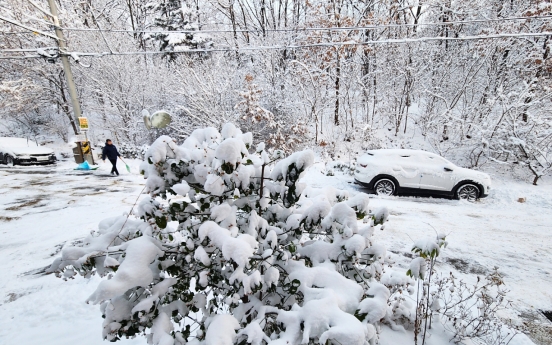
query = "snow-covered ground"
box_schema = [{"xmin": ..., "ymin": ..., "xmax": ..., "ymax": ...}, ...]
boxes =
[
  {"xmin": 305, "ymin": 163, "xmax": 552, "ymax": 345},
  {"xmin": 0, "ymin": 159, "xmax": 145, "ymax": 345},
  {"xmin": 1, "ymin": 158, "xmax": 551, "ymax": 345}
]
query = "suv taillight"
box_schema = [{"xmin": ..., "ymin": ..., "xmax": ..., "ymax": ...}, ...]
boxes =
[{"xmin": 360, "ymin": 164, "xmax": 367, "ymax": 168}]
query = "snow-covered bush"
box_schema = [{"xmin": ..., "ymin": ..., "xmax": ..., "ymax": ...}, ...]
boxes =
[
  {"xmin": 408, "ymin": 234, "xmax": 448, "ymax": 344},
  {"xmin": 433, "ymin": 269, "xmax": 517, "ymax": 344},
  {"xmin": 49, "ymin": 123, "xmax": 412, "ymax": 345},
  {"xmin": 117, "ymin": 143, "xmax": 151, "ymax": 160},
  {"xmin": 326, "ymin": 161, "xmax": 357, "ymax": 176},
  {"xmin": 407, "ymin": 235, "xmax": 516, "ymax": 345}
]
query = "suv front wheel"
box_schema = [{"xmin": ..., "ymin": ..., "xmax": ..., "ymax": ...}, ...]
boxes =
[
  {"xmin": 456, "ymin": 183, "xmax": 480, "ymax": 202},
  {"xmin": 4, "ymin": 154, "xmax": 14, "ymax": 167}
]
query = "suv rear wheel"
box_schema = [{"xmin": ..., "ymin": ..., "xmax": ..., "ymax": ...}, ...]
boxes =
[
  {"xmin": 374, "ymin": 178, "xmax": 396, "ymax": 196},
  {"xmin": 456, "ymin": 183, "xmax": 480, "ymax": 202}
]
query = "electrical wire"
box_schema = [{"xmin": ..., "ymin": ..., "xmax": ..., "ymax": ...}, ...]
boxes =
[
  {"xmin": 0, "ymin": 31, "xmax": 550, "ymax": 60},
  {"xmin": 56, "ymin": 15, "xmax": 552, "ymax": 35},
  {"xmin": 0, "ymin": 47, "xmax": 57, "ymax": 52},
  {"xmin": 65, "ymin": 31, "xmax": 552, "ymax": 57},
  {"xmin": 0, "ymin": 55, "xmax": 42, "ymax": 59},
  {"xmin": 1, "ymin": 14, "xmax": 550, "ymax": 37},
  {"xmin": 0, "ymin": 31, "xmax": 35, "ymax": 34}
]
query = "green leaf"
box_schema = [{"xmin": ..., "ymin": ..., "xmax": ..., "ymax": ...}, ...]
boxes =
[
  {"xmin": 156, "ymin": 216, "xmax": 168, "ymax": 229},
  {"xmin": 289, "ymin": 243, "xmax": 296, "ymax": 253},
  {"xmin": 354, "ymin": 310, "xmax": 368, "ymax": 321}
]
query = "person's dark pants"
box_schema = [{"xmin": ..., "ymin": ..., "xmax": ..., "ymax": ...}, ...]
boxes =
[{"xmin": 109, "ymin": 158, "xmax": 119, "ymax": 175}]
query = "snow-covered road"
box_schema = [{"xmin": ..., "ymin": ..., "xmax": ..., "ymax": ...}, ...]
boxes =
[
  {"xmin": 0, "ymin": 160, "xmax": 551, "ymax": 344},
  {"xmin": 0, "ymin": 161, "xmax": 145, "ymax": 345}
]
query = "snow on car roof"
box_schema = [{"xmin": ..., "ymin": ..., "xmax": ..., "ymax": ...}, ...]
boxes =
[
  {"xmin": 359, "ymin": 149, "xmax": 451, "ymax": 166},
  {"xmin": 0, "ymin": 137, "xmax": 39, "ymax": 147},
  {"xmin": 365, "ymin": 149, "xmax": 436, "ymax": 157}
]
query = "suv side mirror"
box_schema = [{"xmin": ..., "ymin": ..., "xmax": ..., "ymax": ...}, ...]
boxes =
[{"xmin": 444, "ymin": 167, "xmax": 453, "ymax": 172}]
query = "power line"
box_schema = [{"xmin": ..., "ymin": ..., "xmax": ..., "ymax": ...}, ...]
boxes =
[
  {"xmin": 0, "ymin": 14, "xmax": 58, "ymax": 39},
  {"xmin": 1, "ymin": 31, "xmax": 550, "ymax": 61},
  {"xmin": 59, "ymin": 31, "xmax": 552, "ymax": 56},
  {"xmin": 56, "ymin": 15, "xmax": 552, "ymax": 35},
  {"xmin": 0, "ymin": 47, "xmax": 57, "ymax": 52},
  {"xmin": 1, "ymin": 14, "xmax": 550, "ymax": 37},
  {"xmin": 0, "ymin": 31, "xmax": 35, "ymax": 34},
  {"xmin": 0, "ymin": 54, "xmax": 42, "ymax": 59}
]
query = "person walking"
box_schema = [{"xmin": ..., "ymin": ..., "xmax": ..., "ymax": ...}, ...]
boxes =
[{"xmin": 102, "ymin": 139, "xmax": 121, "ymax": 176}]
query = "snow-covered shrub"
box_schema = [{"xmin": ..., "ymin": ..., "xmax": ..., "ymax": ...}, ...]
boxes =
[
  {"xmin": 318, "ymin": 126, "xmax": 387, "ymax": 163},
  {"xmin": 49, "ymin": 123, "xmax": 410, "ymax": 345},
  {"xmin": 326, "ymin": 161, "xmax": 357, "ymax": 176},
  {"xmin": 432, "ymin": 269, "xmax": 518, "ymax": 344},
  {"xmin": 408, "ymin": 235, "xmax": 515, "ymax": 345},
  {"xmin": 408, "ymin": 234, "xmax": 448, "ymax": 344},
  {"xmin": 117, "ymin": 143, "xmax": 151, "ymax": 160}
]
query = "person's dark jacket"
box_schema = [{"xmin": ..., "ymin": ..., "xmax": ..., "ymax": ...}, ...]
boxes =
[{"xmin": 102, "ymin": 143, "xmax": 121, "ymax": 161}]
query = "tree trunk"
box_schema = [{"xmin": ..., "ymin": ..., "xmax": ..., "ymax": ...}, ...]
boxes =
[{"xmin": 334, "ymin": 49, "xmax": 341, "ymax": 126}]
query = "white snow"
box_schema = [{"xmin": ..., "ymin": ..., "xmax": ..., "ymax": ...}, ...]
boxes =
[
  {"xmin": 172, "ymin": 181, "xmax": 190, "ymax": 196},
  {"xmin": 198, "ymin": 221, "xmax": 257, "ymax": 268},
  {"xmin": 204, "ymin": 314, "xmax": 240, "ymax": 345},
  {"xmin": 237, "ymin": 321, "xmax": 268, "ymax": 345},
  {"xmin": 0, "ymin": 137, "xmax": 55, "ymax": 156},
  {"xmin": 85, "ymin": 227, "xmax": 164, "ymax": 304},
  {"xmin": 194, "ymin": 246, "xmax": 211, "ymax": 266},
  {"xmin": 408, "ymin": 257, "xmax": 427, "ymax": 279},
  {"xmin": 214, "ymin": 138, "xmax": 248, "ymax": 166}
]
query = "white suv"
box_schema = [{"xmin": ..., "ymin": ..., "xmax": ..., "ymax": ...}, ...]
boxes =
[{"xmin": 354, "ymin": 149, "xmax": 491, "ymax": 201}]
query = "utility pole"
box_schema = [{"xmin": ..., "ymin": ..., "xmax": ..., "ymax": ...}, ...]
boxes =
[
  {"xmin": 47, "ymin": 0, "xmax": 94, "ymax": 164},
  {"xmin": 47, "ymin": 0, "xmax": 82, "ymax": 128}
]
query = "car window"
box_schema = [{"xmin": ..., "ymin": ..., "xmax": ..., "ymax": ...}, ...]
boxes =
[
  {"xmin": 411, "ymin": 155, "xmax": 442, "ymax": 174},
  {"xmin": 421, "ymin": 154, "xmax": 445, "ymax": 164},
  {"xmin": 435, "ymin": 156, "xmax": 453, "ymax": 165},
  {"xmin": 393, "ymin": 154, "xmax": 421, "ymax": 169}
]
